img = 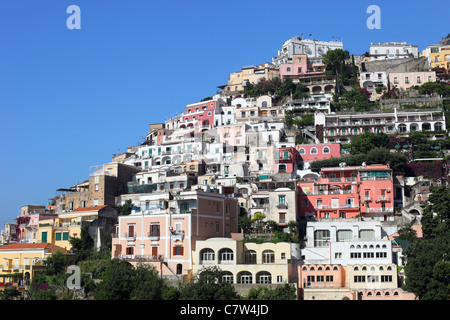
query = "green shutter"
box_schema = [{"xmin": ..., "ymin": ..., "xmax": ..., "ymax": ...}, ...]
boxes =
[
  {"xmin": 275, "ymin": 152, "xmax": 280, "ymax": 159},
  {"xmin": 284, "ymin": 151, "xmax": 289, "ymax": 159},
  {"xmin": 42, "ymin": 232, "xmax": 47, "ymax": 243},
  {"xmin": 55, "ymin": 233, "xmax": 61, "ymax": 241},
  {"xmin": 63, "ymin": 232, "xmax": 69, "ymax": 241}
]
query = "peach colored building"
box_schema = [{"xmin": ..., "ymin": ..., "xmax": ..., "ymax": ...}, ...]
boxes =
[
  {"xmin": 298, "ymin": 264, "xmax": 417, "ymax": 300},
  {"xmin": 111, "ymin": 190, "xmax": 239, "ymax": 277},
  {"xmin": 298, "ymin": 164, "xmax": 394, "ymax": 219},
  {"xmin": 389, "ymin": 71, "xmax": 436, "ymax": 90}
]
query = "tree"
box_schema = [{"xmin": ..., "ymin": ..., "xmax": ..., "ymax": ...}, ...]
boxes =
[
  {"xmin": 421, "ymin": 186, "xmax": 450, "ymax": 239},
  {"xmin": 45, "ymin": 251, "xmax": 67, "ymax": 276},
  {"xmin": 322, "ymin": 49, "xmax": 350, "ymax": 93},
  {"xmin": 346, "ymin": 132, "xmax": 389, "ymax": 155},
  {"xmin": 119, "ymin": 199, "xmax": 133, "ymax": 215},
  {"xmin": 246, "ymin": 284, "xmax": 296, "ymax": 300},
  {"xmin": 69, "ymin": 224, "xmax": 95, "ymax": 261},
  {"xmin": 94, "ymin": 259, "xmax": 135, "ymax": 300},
  {"xmin": 180, "ymin": 266, "xmax": 239, "ymax": 300},
  {"xmin": 402, "ymin": 185, "xmax": 450, "ymax": 300},
  {"xmin": 130, "ymin": 263, "xmax": 167, "ymax": 300}
]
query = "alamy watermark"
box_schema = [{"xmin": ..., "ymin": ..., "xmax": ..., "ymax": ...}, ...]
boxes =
[
  {"xmin": 67, "ymin": 5, "xmax": 81, "ymax": 30},
  {"xmin": 366, "ymin": 5, "xmax": 381, "ymax": 30}
]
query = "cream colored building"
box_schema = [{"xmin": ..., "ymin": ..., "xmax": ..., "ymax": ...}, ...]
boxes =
[
  {"xmin": 223, "ymin": 63, "xmax": 279, "ymax": 95},
  {"xmin": 389, "ymin": 71, "xmax": 436, "ymax": 90},
  {"xmin": 347, "ymin": 263, "xmax": 398, "ymax": 290},
  {"xmin": 192, "ymin": 237, "xmax": 294, "ymax": 289}
]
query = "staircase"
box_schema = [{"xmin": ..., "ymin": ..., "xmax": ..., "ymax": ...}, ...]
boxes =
[{"xmin": 302, "ymin": 126, "xmax": 320, "ymax": 144}]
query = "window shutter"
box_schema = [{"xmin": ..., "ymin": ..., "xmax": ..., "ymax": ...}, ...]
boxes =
[{"xmin": 173, "ymin": 246, "xmax": 177, "ymax": 256}]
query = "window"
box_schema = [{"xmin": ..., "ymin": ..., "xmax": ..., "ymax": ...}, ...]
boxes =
[
  {"xmin": 149, "ymin": 224, "xmax": 160, "ymax": 237},
  {"xmin": 316, "ymin": 276, "xmax": 324, "ymax": 282},
  {"xmin": 173, "ymin": 245, "xmax": 184, "ymax": 256},
  {"xmin": 314, "ymin": 230, "xmax": 330, "ymax": 247},
  {"xmin": 354, "ymin": 276, "xmax": 366, "ymax": 283},
  {"xmin": 279, "ymin": 195, "xmax": 286, "ymax": 204},
  {"xmin": 262, "ymin": 250, "xmax": 275, "ymax": 264},
  {"xmin": 326, "ymin": 275, "xmax": 334, "ymax": 282},
  {"xmin": 299, "ymin": 148, "xmax": 305, "ymax": 155},
  {"xmin": 337, "ymin": 230, "xmax": 352, "ymax": 242},
  {"xmin": 219, "ymin": 248, "xmax": 234, "ymax": 263},
  {"xmin": 381, "ymin": 275, "xmax": 392, "ymax": 282},
  {"xmin": 405, "ymin": 77, "xmax": 409, "ymax": 84},
  {"xmin": 335, "ymin": 252, "xmax": 342, "ymax": 259},
  {"xmin": 55, "ymin": 232, "xmax": 62, "ymax": 241},
  {"xmin": 359, "ymin": 229, "xmax": 375, "ymax": 240},
  {"xmin": 323, "ymin": 147, "xmax": 330, "ymax": 154},
  {"xmin": 201, "ymin": 248, "xmax": 215, "ymax": 263},
  {"xmin": 310, "ymin": 147, "xmax": 318, "ymax": 154},
  {"xmin": 63, "ymin": 232, "xmax": 69, "ymax": 241}
]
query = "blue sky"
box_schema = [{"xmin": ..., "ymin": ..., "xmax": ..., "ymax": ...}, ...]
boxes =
[{"xmin": 0, "ymin": 0, "xmax": 448, "ymax": 228}]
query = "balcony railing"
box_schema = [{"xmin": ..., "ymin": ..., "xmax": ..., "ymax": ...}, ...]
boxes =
[
  {"xmin": 124, "ymin": 232, "xmax": 136, "ymax": 241},
  {"xmin": 115, "ymin": 254, "xmax": 164, "ymax": 262},
  {"xmin": 377, "ymin": 195, "xmax": 390, "ymax": 202},
  {"xmin": 276, "ymin": 203, "xmax": 288, "ymax": 209}
]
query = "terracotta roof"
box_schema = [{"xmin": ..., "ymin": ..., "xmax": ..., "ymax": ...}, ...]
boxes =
[
  {"xmin": 72, "ymin": 205, "xmax": 108, "ymax": 212},
  {"xmin": 0, "ymin": 243, "xmax": 66, "ymax": 251}
]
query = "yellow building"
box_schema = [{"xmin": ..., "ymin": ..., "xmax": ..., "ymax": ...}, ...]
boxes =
[
  {"xmin": 221, "ymin": 63, "xmax": 280, "ymax": 95},
  {"xmin": 0, "ymin": 243, "xmax": 69, "ymax": 286},
  {"xmin": 37, "ymin": 205, "xmax": 118, "ymax": 251},
  {"xmin": 422, "ymin": 44, "xmax": 450, "ymax": 71}
]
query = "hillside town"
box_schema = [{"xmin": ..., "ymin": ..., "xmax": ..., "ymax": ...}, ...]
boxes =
[{"xmin": 1, "ymin": 33, "xmax": 450, "ymax": 301}]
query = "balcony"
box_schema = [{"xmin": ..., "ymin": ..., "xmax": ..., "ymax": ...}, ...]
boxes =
[
  {"xmin": 364, "ymin": 196, "xmax": 372, "ymax": 201},
  {"xmin": 115, "ymin": 254, "xmax": 164, "ymax": 262},
  {"xmin": 124, "ymin": 232, "xmax": 136, "ymax": 241},
  {"xmin": 276, "ymin": 202, "xmax": 288, "ymax": 209},
  {"xmin": 366, "ymin": 207, "xmax": 394, "ymax": 213},
  {"xmin": 148, "ymin": 232, "xmax": 160, "ymax": 241},
  {"xmin": 169, "ymin": 229, "xmax": 185, "ymax": 241},
  {"xmin": 377, "ymin": 195, "xmax": 390, "ymax": 202}
]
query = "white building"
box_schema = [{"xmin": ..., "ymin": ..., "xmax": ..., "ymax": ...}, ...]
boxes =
[
  {"xmin": 302, "ymin": 220, "xmax": 393, "ymax": 266},
  {"xmin": 273, "ymin": 36, "xmax": 344, "ymax": 66},
  {"xmin": 369, "ymin": 42, "xmax": 419, "ymax": 61}
]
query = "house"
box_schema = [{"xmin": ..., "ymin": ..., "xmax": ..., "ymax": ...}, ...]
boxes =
[
  {"xmin": 37, "ymin": 205, "xmax": 118, "ymax": 251},
  {"xmin": 111, "ymin": 190, "xmax": 239, "ymax": 278},
  {"xmin": 388, "ymin": 71, "xmax": 436, "ymax": 90},
  {"xmin": 192, "ymin": 237, "xmax": 296, "ymax": 296},
  {"xmin": 0, "ymin": 243, "xmax": 72, "ymax": 285},
  {"xmin": 298, "ymin": 164, "xmax": 394, "ymax": 219}
]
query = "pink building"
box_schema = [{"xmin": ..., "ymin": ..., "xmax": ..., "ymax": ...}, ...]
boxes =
[
  {"xmin": 273, "ymin": 147, "xmax": 300, "ymax": 174},
  {"xmin": 296, "ymin": 143, "xmax": 341, "ymax": 170},
  {"xmin": 298, "ymin": 164, "xmax": 394, "ymax": 219},
  {"xmin": 180, "ymin": 100, "xmax": 217, "ymax": 133},
  {"xmin": 111, "ymin": 190, "xmax": 239, "ymax": 277},
  {"xmin": 279, "ymin": 54, "xmax": 326, "ymax": 81}
]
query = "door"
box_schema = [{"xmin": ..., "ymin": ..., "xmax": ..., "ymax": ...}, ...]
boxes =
[{"xmin": 152, "ymin": 246, "xmax": 158, "ymax": 259}]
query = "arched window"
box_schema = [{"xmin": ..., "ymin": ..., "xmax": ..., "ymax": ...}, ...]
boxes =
[
  {"xmin": 262, "ymin": 250, "xmax": 275, "ymax": 264},
  {"xmin": 310, "ymin": 147, "xmax": 318, "ymax": 155},
  {"xmin": 398, "ymin": 124, "xmax": 407, "ymax": 133},
  {"xmin": 219, "ymin": 248, "xmax": 234, "ymax": 263},
  {"xmin": 299, "ymin": 148, "xmax": 306, "ymax": 155},
  {"xmin": 323, "ymin": 147, "xmax": 330, "ymax": 154},
  {"xmin": 256, "ymin": 271, "xmax": 272, "ymax": 284},
  {"xmin": 222, "ymin": 271, "xmax": 234, "ymax": 284},
  {"xmin": 200, "ymin": 248, "xmax": 215, "ymax": 264},
  {"xmin": 238, "ymin": 271, "xmax": 252, "ymax": 284}
]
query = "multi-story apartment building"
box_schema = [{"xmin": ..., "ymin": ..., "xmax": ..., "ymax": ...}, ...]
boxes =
[
  {"xmin": 316, "ymin": 108, "xmax": 446, "ymax": 144},
  {"xmin": 192, "ymin": 237, "xmax": 295, "ymax": 295},
  {"xmin": 272, "ymin": 36, "xmax": 344, "ymax": 66},
  {"xmin": 273, "ymin": 147, "xmax": 300, "ymax": 175},
  {"xmin": 37, "ymin": 205, "xmax": 118, "ymax": 251},
  {"xmin": 388, "ymin": 71, "xmax": 436, "ymax": 90},
  {"xmin": 302, "ymin": 220, "xmax": 393, "ymax": 265},
  {"xmin": 360, "ymin": 71, "xmax": 388, "ymax": 100},
  {"xmin": 422, "ymin": 44, "xmax": 450, "ymax": 71},
  {"xmin": 54, "ymin": 163, "xmax": 140, "ymax": 213},
  {"xmin": 0, "ymin": 243, "xmax": 71, "ymax": 284},
  {"xmin": 111, "ymin": 190, "xmax": 239, "ymax": 277},
  {"xmin": 296, "ymin": 143, "xmax": 341, "ymax": 171},
  {"xmin": 221, "ymin": 63, "xmax": 279, "ymax": 96},
  {"xmin": 298, "ymin": 164, "xmax": 394, "ymax": 219},
  {"xmin": 369, "ymin": 42, "xmax": 419, "ymax": 61},
  {"xmin": 279, "ymin": 54, "xmax": 326, "ymax": 80}
]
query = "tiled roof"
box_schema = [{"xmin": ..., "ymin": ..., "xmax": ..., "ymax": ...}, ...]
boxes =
[
  {"xmin": 72, "ymin": 205, "xmax": 108, "ymax": 212},
  {"xmin": 0, "ymin": 243, "xmax": 66, "ymax": 251}
]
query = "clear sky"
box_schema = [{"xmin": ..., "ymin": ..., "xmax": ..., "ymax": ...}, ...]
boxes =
[{"xmin": 0, "ymin": 0, "xmax": 448, "ymax": 228}]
